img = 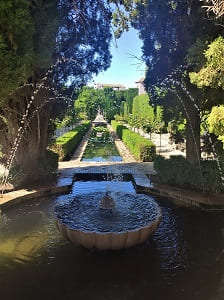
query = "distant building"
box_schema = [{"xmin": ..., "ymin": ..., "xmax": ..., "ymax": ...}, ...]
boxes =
[
  {"xmin": 95, "ymin": 83, "xmax": 126, "ymax": 90},
  {"xmin": 135, "ymin": 77, "xmax": 146, "ymax": 95}
]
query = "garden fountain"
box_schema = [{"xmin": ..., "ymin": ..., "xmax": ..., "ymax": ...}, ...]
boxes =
[{"xmin": 54, "ymin": 189, "xmax": 162, "ymax": 250}]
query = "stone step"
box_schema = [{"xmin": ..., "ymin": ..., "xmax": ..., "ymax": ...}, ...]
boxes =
[{"xmin": 133, "ymin": 174, "xmax": 152, "ymax": 188}]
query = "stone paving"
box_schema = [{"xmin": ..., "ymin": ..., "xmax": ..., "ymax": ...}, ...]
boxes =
[
  {"xmin": 107, "ymin": 124, "xmax": 136, "ymax": 163},
  {"xmin": 71, "ymin": 126, "xmax": 93, "ymax": 161},
  {"xmin": 0, "ymin": 124, "xmax": 223, "ymax": 210},
  {"xmin": 0, "ymin": 125, "xmax": 154, "ymax": 209},
  {"xmin": 58, "ymin": 124, "xmax": 153, "ymax": 190},
  {"xmin": 124, "ymin": 123, "xmax": 186, "ymax": 159}
]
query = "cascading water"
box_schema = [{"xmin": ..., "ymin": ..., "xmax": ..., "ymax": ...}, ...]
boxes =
[
  {"xmin": 0, "ymin": 57, "xmax": 87, "ymax": 194},
  {"xmin": 148, "ymin": 65, "xmax": 224, "ymax": 190}
]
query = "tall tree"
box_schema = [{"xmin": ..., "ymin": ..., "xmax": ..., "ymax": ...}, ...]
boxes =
[
  {"xmin": 128, "ymin": 0, "xmax": 223, "ymax": 163},
  {"xmin": 0, "ymin": 0, "xmax": 112, "ymax": 184}
]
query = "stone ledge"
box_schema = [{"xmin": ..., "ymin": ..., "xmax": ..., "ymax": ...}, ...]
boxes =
[
  {"xmin": 137, "ymin": 183, "xmax": 224, "ymax": 210},
  {"xmin": 0, "ymin": 184, "xmax": 71, "ymax": 210}
]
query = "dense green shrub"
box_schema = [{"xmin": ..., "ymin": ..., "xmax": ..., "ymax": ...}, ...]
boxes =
[
  {"xmin": 167, "ymin": 120, "xmax": 186, "ymax": 144},
  {"xmin": 208, "ymin": 105, "xmax": 224, "ymax": 147},
  {"xmin": 111, "ymin": 121, "xmax": 126, "ymax": 138},
  {"xmin": 52, "ymin": 121, "xmax": 91, "ymax": 160},
  {"xmin": 154, "ymin": 155, "xmax": 224, "ymax": 193},
  {"xmin": 132, "ymin": 94, "xmax": 154, "ymax": 120},
  {"xmin": 90, "ymin": 126, "xmax": 110, "ymax": 141},
  {"xmin": 7, "ymin": 164, "xmax": 25, "ymax": 187},
  {"xmin": 5, "ymin": 149, "xmax": 59, "ymax": 187},
  {"xmin": 37, "ymin": 149, "xmax": 59, "ymax": 176},
  {"xmin": 92, "ymin": 126, "xmax": 109, "ymax": 137},
  {"xmin": 111, "ymin": 120, "xmax": 156, "ymax": 161}
]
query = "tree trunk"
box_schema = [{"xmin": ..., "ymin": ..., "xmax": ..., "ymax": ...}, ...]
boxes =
[
  {"xmin": 186, "ymin": 106, "xmax": 201, "ymax": 164},
  {"xmin": 176, "ymin": 84, "xmax": 201, "ymax": 164},
  {"xmin": 0, "ymin": 85, "xmax": 58, "ymax": 185},
  {"xmin": 14, "ymin": 106, "xmax": 51, "ymax": 179}
]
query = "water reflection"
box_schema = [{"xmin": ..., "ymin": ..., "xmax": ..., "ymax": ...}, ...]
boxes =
[
  {"xmin": 153, "ymin": 205, "xmax": 188, "ymax": 277},
  {"xmin": 82, "ymin": 141, "xmax": 122, "ymax": 162},
  {"xmin": 0, "ymin": 182, "xmax": 223, "ymax": 300},
  {"xmin": 0, "ymin": 199, "xmax": 64, "ymax": 267}
]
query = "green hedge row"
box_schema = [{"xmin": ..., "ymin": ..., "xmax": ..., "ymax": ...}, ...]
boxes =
[
  {"xmin": 52, "ymin": 121, "xmax": 91, "ymax": 161},
  {"xmin": 154, "ymin": 155, "xmax": 224, "ymax": 193},
  {"xmin": 111, "ymin": 120, "xmax": 156, "ymax": 161}
]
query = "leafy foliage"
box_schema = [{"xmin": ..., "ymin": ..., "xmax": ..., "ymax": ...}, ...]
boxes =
[
  {"xmin": 154, "ymin": 155, "xmax": 224, "ymax": 193},
  {"xmin": 37, "ymin": 149, "xmax": 59, "ymax": 177},
  {"xmin": 121, "ymin": 88, "xmax": 138, "ymax": 114},
  {"xmin": 124, "ymin": 0, "xmax": 224, "ymax": 163},
  {"xmin": 52, "ymin": 121, "xmax": 91, "ymax": 160},
  {"xmin": 168, "ymin": 119, "xmax": 186, "ymax": 144},
  {"xmin": 111, "ymin": 120, "xmax": 156, "ymax": 161},
  {"xmin": 122, "ymin": 93, "xmax": 166, "ymax": 134},
  {"xmin": 208, "ymin": 105, "xmax": 224, "ymax": 145},
  {"xmin": 55, "ymin": 0, "xmax": 112, "ymax": 89},
  {"xmin": 127, "ymin": 0, "xmax": 222, "ymax": 88},
  {"xmin": 74, "ymin": 86, "xmax": 137, "ymax": 122},
  {"xmin": 91, "ymin": 126, "xmax": 110, "ymax": 142},
  {"xmin": 133, "ymin": 94, "xmax": 154, "ymax": 121},
  {"xmin": 0, "ymin": 0, "xmax": 113, "ymax": 183},
  {"xmin": 7, "ymin": 149, "xmax": 58, "ymax": 186},
  {"xmin": 0, "ymin": 0, "xmax": 58, "ymax": 99},
  {"xmin": 189, "ymin": 36, "xmax": 224, "ymax": 88}
]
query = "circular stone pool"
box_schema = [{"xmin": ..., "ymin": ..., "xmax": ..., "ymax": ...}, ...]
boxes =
[{"xmin": 54, "ymin": 192, "xmax": 162, "ymax": 250}]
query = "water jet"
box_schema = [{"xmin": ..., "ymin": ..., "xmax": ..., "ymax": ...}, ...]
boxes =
[{"xmin": 54, "ymin": 190, "xmax": 162, "ymax": 250}]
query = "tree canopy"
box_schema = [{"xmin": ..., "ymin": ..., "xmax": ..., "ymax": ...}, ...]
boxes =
[
  {"xmin": 208, "ymin": 105, "xmax": 224, "ymax": 145},
  {"xmin": 74, "ymin": 86, "xmax": 138, "ymax": 122},
  {"xmin": 0, "ymin": 0, "xmax": 113, "ymax": 100},
  {"xmin": 189, "ymin": 36, "xmax": 224, "ymax": 88},
  {"xmin": 0, "ymin": 0, "xmax": 113, "ymax": 183},
  {"xmin": 0, "ymin": 0, "xmax": 58, "ymax": 99}
]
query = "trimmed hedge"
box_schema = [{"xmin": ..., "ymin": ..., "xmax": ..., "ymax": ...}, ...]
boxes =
[
  {"xmin": 154, "ymin": 155, "xmax": 224, "ymax": 193},
  {"xmin": 52, "ymin": 121, "xmax": 91, "ymax": 160},
  {"xmin": 111, "ymin": 120, "xmax": 156, "ymax": 161}
]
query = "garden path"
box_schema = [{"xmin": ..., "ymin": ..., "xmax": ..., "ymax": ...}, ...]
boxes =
[
  {"xmin": 124, "ymin": 123, "xmax": 186, "ymax": 158},
  {"xmin": 0, "ymin": 123, "xmax": 223, "ymax": 210}
]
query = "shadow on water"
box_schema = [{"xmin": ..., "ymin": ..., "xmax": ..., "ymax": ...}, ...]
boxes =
[{"xmin": 0, "ymin": 181, "xmax": 224, "ymax": 300}]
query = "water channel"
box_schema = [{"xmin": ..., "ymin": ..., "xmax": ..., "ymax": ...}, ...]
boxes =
[
  {"xmin": 0, "ymin": 179, "xmax": 224, "ymax": 299},
  {"xmin": 81, "ymin": 126, "xmax": 122, "ymax": 162}
]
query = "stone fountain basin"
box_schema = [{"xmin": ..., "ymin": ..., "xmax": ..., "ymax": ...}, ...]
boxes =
[{"xmin": 55, "ymin": 192, "xmax": 162, "ymax": 250}]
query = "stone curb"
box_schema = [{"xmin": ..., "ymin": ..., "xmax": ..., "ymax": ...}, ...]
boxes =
[
  {"xmin": 136, "ymin": 184, "xmax": 224, "ymax": 210},
  {"xmin": 0, "ymin": 184, "xmax": 71, "ymax": 210},
  {"xmin": 0, "ymin": 123, "xmax": 223, "ymax": 210},
  {"xmin": 1, "ymin": 171, "xmax": 223, "ymax": 211}
]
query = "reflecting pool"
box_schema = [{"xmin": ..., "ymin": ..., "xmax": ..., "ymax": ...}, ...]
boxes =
[
  {"xmin": 0, "ymin": 180, "xmax": 224, "ymax": 300},
  {"xmin": 82, "ymin": 141, "xmax": 122, "ymax": 162},
  {"xmin": 81, "ymin": 126, "xmax": 122, "ymax": 162}
]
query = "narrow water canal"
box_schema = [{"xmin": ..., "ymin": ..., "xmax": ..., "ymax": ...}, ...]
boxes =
[
  {"xmin": 0, "ymin": 179, "xmax": 224, "ymax": 300},
  {"xmin": 82, "ymin": 126, "xmax": 122, "ymax": 162}
]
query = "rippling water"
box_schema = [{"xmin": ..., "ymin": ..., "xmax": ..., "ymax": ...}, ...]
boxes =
[{"xmin": 0, "ymin": 181, "xmax": 224, "ymax": 300}]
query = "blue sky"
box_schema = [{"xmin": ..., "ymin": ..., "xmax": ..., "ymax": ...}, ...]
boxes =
[{"xmin": 90, "ymin": 28, "xmax": 146, "ymax": 88}]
